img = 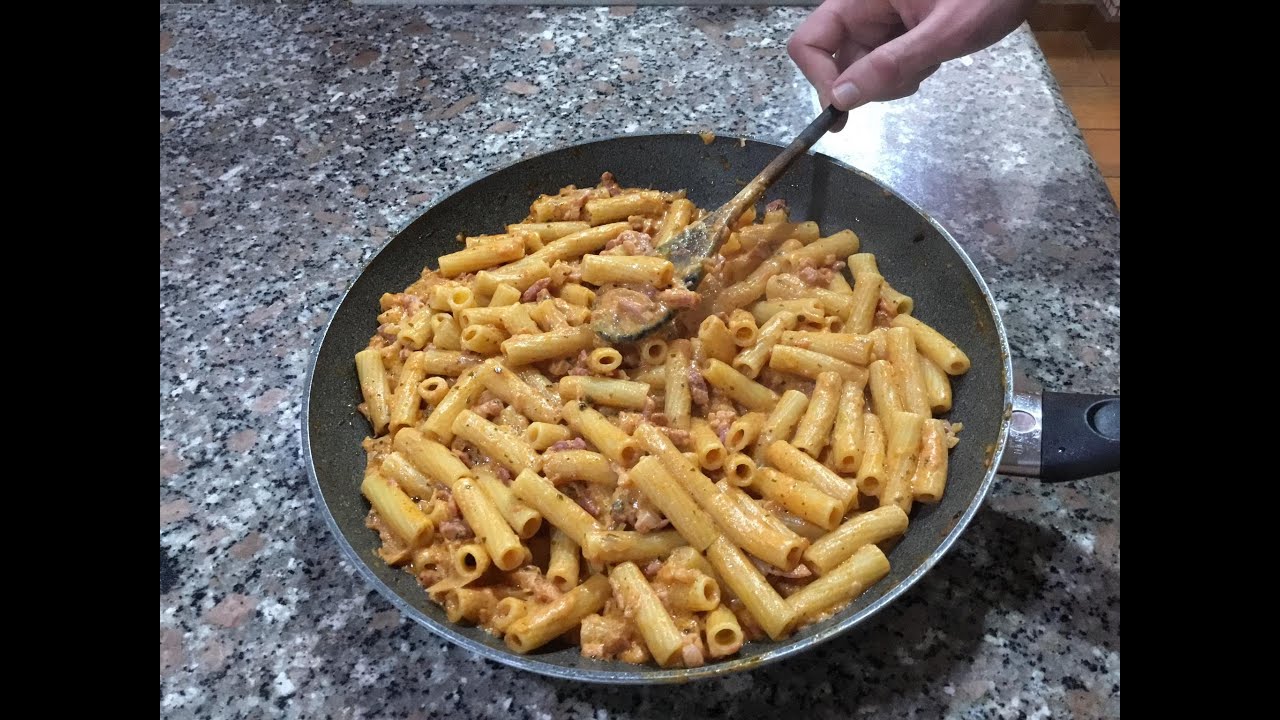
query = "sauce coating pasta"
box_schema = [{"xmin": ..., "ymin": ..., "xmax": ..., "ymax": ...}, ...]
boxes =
[{"xmin": 354, "ymin": 172, "xmax": 969, "ymax": 667}]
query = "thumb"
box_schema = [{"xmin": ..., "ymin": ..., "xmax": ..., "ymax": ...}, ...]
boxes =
[{"xmin": 829, "ymin": 21, "xmax": 947, "ymax": 110}]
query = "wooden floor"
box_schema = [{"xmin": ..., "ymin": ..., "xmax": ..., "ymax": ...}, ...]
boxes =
[{"xmin": 1034, "ymin": 31, "xmax": 1120, "ymax": 210}]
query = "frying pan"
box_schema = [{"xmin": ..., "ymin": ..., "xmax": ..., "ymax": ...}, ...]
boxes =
[{"xmin": 303, "ymin": 134, "xmax": 1121, "ymax": 683}]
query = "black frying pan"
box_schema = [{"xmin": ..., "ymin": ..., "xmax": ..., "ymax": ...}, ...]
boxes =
[{"xmin": 303, "ymin": 134, "xmax": 1120, "ymax": 683}]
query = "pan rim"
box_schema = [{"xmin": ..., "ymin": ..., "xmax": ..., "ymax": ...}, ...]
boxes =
[{"xmin": 302, "ymin": 131, "xmax": 1015, "ymax": 684}]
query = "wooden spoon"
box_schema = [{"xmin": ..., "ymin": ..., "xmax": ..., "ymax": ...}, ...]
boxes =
[{"xmin": 591, "ymin": 106, "xmax": 846, "ymax": 343}]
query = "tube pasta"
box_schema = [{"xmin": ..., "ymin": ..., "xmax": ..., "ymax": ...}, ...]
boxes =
[
  {"xmin": 752, "ymin": 389, "xmax": 808, "ymax": 464},
  {"xmin": 438, "ymin": 236, "xmax": 525, "ymax": 277},
  {"xmin": 749, "ymin": 467, "xmax": 843, "ymax": 530},
  {"xmin": 911, "ymin": 419, "xmax": 950, "ymax": 503},
  {"xmin": 361, "ymin": 472, "xmax": 433, "ymax": 547},
  {"xmin": 764, "ymin": 440, "xmax": 858, "ymax": 510},
  {"xmin": 473, "ymin": 468, "xmax": 543, "ymax": 539},
  {"xmin": 855, "ymin": 413, "xmax": 888, "ymax": 496},
  {"xmin": 547, "ymin": 528, "xmax": 581, "ymax": 593},
  {"xmin": 891, "ymin": 314, "xmax": 971, "ymax": 375},
  {"xmin": 881, "ymin": 411, "xmax": 925, "ymax": 514},
  {"xmin": 560, "ymin": 376, "xmax": 655, "ymax": 409},
  {"xmin": 587, "ymin": 347, "xmax": 622, "ymax": 374},
  {"xmin": 705, "ymin": 606, "xmax": 744, "ymax": 658},
  {"xmin": 654, "ymin": 197, "xmax": 694, "ymax": 245},
  {"xmin": 627, "ymin": 456, "xmax": 719, "ymax": 551},
  {"xmin": 501, "ymin": 326, "xmax": 597, "ymax": 366},
  {"xmin": 542, "ymin": 450, "xmax": 617, "ymax": 485},
  {"xmin": 476, "ymin": 360, "xmax": 560, "ymax": 423},
  {"xmin": 725, "ymin": 412, "xmax": 766, "ymax": 453},
  {"xmin": 664, "ymin": 340, "xmax": 693, "ymax": 429},
  {"xmin": 791, "ymin": 371, "xmax": 842, "ymax": 457},
  {"xmin": 355, "ymin": 348, "xmax": 391, "ymax": 434},
  {"xmin": 451, "ymin": 410, "xmax": 541, "ymax": 475},
  {"xmin": 609, "ymin": 561, "xmax": 686, "ymax": 667},
  {"xmin": 769, "ymin": 344, "xmax": 868, "ymax": 383},
  {"xmin": 689, "ymin": 419, "xmax": 727, "ymax": 470},
  {"xmin": 580, "ymin": 254, "xmax": 675, "ymax": 287},
  {"xmin": 778, "ymin": 331, "xmax": 874, "ymax": 366},
  {"xmin": 803, "ymin": 505, "xmax": 909, "ymax": 574},
  {"xmin": 919, "ymin": 355, "xmax": 953, "ymax": 413},
  {"xmin": 788, "ymin": 544, "xmax": 890, "ymax": 621},
  {"xmin": 698, "ymin": 315, "xmax": 740, "ymax": 364},
  {"xmin": 886, "ymin": 326, "xmax": 931, "ymax": 416},
  {"xmin": 510, "ymin": 470, "xmax": 599, "ymax": 547},
  {"xmin": 505, "ymin": 574, "xmax": 612, "ymax": 654},
  {"xmin": 702, "ymin": 359, "xmax": 779, "ymax": 412},
  {"xmin": 581, "ymin": 530, "xmax": 686, "ymax": 564},
  {"xmin": 562, "ymin": 401, "xmax": 641, "ymax": 466},
  {"xmin": 525, "ymin": 422, "xmax": 572, "ymax": 452},
  {"xmin": 635, "ymin": 424, "xmax": 806, "ymax": 571},
  {"xmin": 352, "ymin": 175, "xmax": 972, "ymax": 669},
  {"xmin": 732, "ymin": 310, "xmax": 797, "ymax": 379},
  {"xmin": 706, "ymin": 537, "xmax": 795, "ymax": 641},
  {"xmin": 830, "ymin": 379, "xmax": 867, "ymax": 474},
  {"xmin": 452, "ymin": 474, "xmax": 528, "ymax": 571}
]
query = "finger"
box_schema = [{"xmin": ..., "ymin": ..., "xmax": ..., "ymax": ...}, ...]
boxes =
[
  {"xmin": 880, "ymin": 82, "xmax": 921, "ymax": 102},
  {"xmin": 828, "ymin": 16, "xmax": 954, "ymax": 110},
  {"xmin": 787, "ymin": 3, "xmax": 848, "ymax": 106},
  {"xmin": 881, "ymin": 63, "xmax": 942, "ymax": 102}
]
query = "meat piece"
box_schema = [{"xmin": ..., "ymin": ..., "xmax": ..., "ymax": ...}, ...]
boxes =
[
  {"xmin": 875, "ymin": 297, "xmax": 898, "ymax": 326},
  {"xmin": 631, "ymin": 216, "xmax": 661, "ymax": 236},
  {"xmin": 765, "ymin": 198, "xmax": 788, "ymax": 214},
  {"xmin": 580, "ymin": 614, "xmax": 634, "ymax": 660},
  {"xmin": 521, "ymin": 277, "xmax": 553, "ymax": 303},
  {"xmin": 548, "ymin": 437, "xmax": 588, "ymax": 452},
  {"xmin": 439, "ymin": 517, "xmax": 473, "ymax": 541},
  {"xmin": 680, "ymin": 643, "xmax": 706, "ymax": 668},
  {"xmin": 633, "ymin": 505, "xmax": 670, "ymax": 533},
  {"xmin": 473, "ymin": 398, "xmax": 503, "ymax": 420},
  {"xmin": 688, "ymin": 365, "xmax": 709, "ymax": 407},
  {"xmin": 450, "ymin": 441, "xmax": 483, "ymax": 467},
  {"xmin": 798, "ymin": 265, "xmax": 822, "ymax": 285},
  {"xmin": 604, "ymin": 230, "xmax": 655, "ymax": 257},
  {"xmin": 707, "ymin": 408, "xmax": 737, "ymax": 438},
  {"xmin": 656, "ymin": 287, "xmax": 700, "ymax": 309},
  {"xmin": 566, "ymin": 482, "xmax": 602, "ymax": 516},
  {"xmin": 568, "ymin": 349, "xmax": 592, "ymax": 376},
  {"xmin": 377, "ymin": 323, "xmax": 399, "ymax": 343},
  {"xmin": 616, "ymin": 412, "xmax": 642, "ymax": 435},
  {"xmin": 656, "ymin": 426, "xmax": 691, "ymax": 447},
  {"xmin": 549, "ymin": 260, "xmax": 582, "ymax": 286},
  {"xmin": 616, "ymin": 292, "xmax": 658, "ymax": 321},
  {"xmin": 495, "ymin": 466, "xmax": 512, "ymax": 483},
  {"xmin": 599, "ymin": 171, "xmax": 623, "ymax": 197},
  {"xmin": 643, "ymin": 559, "xmax": 663, "ymax": 577},
  {"xmin": 546, "ymin": 358, "xmax": 573, "ymax": 376},
  {"xmin": 512, "ymin": 567, "xmax": 562, "ymax": 603}
]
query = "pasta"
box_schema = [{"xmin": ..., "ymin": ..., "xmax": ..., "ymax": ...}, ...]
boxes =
[{"xmin": 353, "ymin": 173, "xmax": 969, "ymax": 668}]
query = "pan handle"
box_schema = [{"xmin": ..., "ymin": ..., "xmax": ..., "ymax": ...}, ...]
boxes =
[{"xmin": 998, "ymin": 392, "xmax": 1120, "ymax": 481}]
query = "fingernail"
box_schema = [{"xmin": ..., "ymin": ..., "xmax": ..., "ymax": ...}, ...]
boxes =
[{"xmin": 832, "ymin": 82, "xmax": 862, "ymax": 110}]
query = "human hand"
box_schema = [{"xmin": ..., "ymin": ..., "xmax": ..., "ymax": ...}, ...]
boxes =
[{"xmin": 788, "ymin": 0, "xmax": 1034, "ymax": 123}]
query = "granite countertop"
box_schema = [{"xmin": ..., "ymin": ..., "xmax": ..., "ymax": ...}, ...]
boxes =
[{"xmin": 160, "ymin": 4, "xmax": 1120, "ymax": 718}]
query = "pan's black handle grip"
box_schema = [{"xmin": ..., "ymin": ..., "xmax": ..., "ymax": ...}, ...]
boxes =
[{"xmin": 1040, "ymin": 392, "xmax": 1120, "ymax": 482}]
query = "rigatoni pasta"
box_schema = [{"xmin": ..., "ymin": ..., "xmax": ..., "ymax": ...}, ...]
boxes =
[{"xmin": 353, "ymin": 173, "xmax": 969, "ymax": 668}]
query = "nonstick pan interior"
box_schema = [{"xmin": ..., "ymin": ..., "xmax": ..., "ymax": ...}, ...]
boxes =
[{"xmin": 304, "ymin": 134, "xmax": 1013, "ymax": 683}]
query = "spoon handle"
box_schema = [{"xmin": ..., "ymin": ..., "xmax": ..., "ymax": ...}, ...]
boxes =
[{"xmin": 720, "ymin": 106, "xmax": 846, "ymax": 221}]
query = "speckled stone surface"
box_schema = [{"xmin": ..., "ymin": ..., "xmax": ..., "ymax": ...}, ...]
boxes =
[{"xmin": 160, "ymin": 4, "xmax": 1119, "ymax": 718}]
